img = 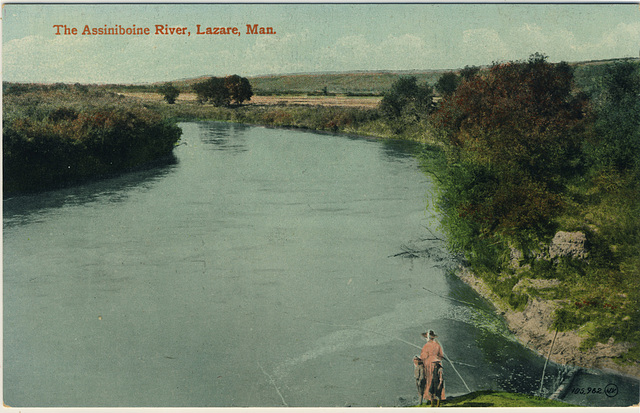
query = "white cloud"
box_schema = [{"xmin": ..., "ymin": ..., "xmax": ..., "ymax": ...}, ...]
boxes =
[
  {"xmin": 598, "ymin": 22, "xmax": 640, "ymax": 58},
  {"xmin": 318, "ymin": 33, "xmax": 434, "ymax": 72},
  {"xmin": 457, "ymin": 21, "xmax": 640, "ymax": 68},
  {"xmin": 239, "ymin": 30, "xmax": 314, "ymax": 75},
  {"xmin": 461, "ymin": 28, "xmax": 511, "ymax": 65},
  {"xmin": 3, "ymin": 35, "xmax": 97, "ymax": 82}
]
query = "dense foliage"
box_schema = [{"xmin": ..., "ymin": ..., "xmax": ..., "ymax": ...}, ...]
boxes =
[
  {"xmin": 433, "ymin": 54, "xmax": 587, "ymax": 243},
  {"xmin": 158, "ymin": 82, "xmax": 180, "ymax": 104},
  {"xmin": 424, "ymin": 55, "xmax": 640, "ymax": 363},
  {"xmin": 3, "ymin": 86, "xmax": 182, "ymax": 193},
  {"xmin": 584, "ymin": 61, "xmax": 640, "ymax": 172},
  {"xmin": 193, "ymin": 75, "xmax": 253, "ymax": 106},
  {"xmin": 434, "ymin": 71, "xmax": 460, "ymax": 96},
  {"xmin": 380, "ymin": 76, "xmax": 434, "ymax": 120}
]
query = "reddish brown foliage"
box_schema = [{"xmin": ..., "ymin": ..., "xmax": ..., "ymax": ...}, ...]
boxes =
[{"xmin": 433, "ymin": 55, "xmax": 587, "ymax": 235}]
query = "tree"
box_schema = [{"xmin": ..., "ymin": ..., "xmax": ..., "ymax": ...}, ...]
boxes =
[
  {"xmin": 194, "ymin": 75, "xmax": 252, "ymax": 106},
  {"xmin": 586, "ymin": 61, "xmax": 640, "ymax": 172},
  {"xmin": 379, "ymin": 76, "xmax": 434, "ymax": 120},
  {"xmin": 432, "ymin": 54, "xmax": 587, "ymax": 238},
  {"xmin": 224, "ymin": 74, "xmax": 253, "ymax": 105},
  {"xmin": 459, "ymin": 65, "xmax": 480, "ymax": 81},
  {"xmin": 159, "ymin": 82, "xmax": 180, "ymax": 104},
  {"xmin": 435, "ymin": 72, "xmax": 460, "ymax": 96},
  {"xmin": 208, "ymin": 77, "xmax": 231, "ymax": 107},
  {"xmin": 193, "ymin": 80, "xmax": 210, "ymax": 104},
  {"xmin": 193, "ymin": 77, "xmax": 230, "ymax": 107}
]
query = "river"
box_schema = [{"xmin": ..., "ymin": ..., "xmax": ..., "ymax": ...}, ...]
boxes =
[{"xmin": 3, "ymin": 122, "xmax": 638, "ymax": 407}]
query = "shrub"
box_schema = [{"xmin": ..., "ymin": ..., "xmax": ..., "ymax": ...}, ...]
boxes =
[
  {"xmin": 3, "ymin": 89, "xmax": 182, "ymax": 193},
  {"xmin": 379, "ymin": 76, "xmax": 434, "ymax": 121},
  {"xmin": 431, "ymin": 54, "xmax": 587, "ymax": 247},
  {"xmin": 158, "ymin": 82, "xmax": 180, "ymax": 104},
  {"xmin": 584, "ymin": 61, "xmax": 640, "ymax": 173}
]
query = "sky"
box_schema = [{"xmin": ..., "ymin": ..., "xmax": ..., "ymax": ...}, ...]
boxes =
[{"xmin": 2, "ymin": 2, "xmax": 640, "ymax": 84}]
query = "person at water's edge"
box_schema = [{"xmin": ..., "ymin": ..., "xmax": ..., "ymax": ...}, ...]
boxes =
[
  {"xmin": 413, "ymin": 355, "xmax": 426, "ymax": 405},
  {"xmin": 420, "ymin": 330, "xmax": 446, "ymax": 406}
]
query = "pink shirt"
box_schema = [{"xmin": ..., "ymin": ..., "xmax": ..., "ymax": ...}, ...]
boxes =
[{"xmin": 420, "ymin": 339, "xmax": 443, "ymax": 364}]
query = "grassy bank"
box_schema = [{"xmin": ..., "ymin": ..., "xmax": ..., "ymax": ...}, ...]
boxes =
[
  {"xmin": 140, "ymin": 98, "xmax": 437, "ymax": 143},
  {"xmin": 3, "ymin": 84, "xmax": 182, "ymax": 194},
  {"xmin": 413, "ymin": 391, "xmax": 576, "ymax": 407}
]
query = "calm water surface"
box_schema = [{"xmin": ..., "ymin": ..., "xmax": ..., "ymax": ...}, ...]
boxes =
[{"xmin": 4, "ymin": 122, "xmax": 637, "ymax": 407}]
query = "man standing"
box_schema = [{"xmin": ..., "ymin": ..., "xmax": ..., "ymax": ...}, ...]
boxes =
[{"xmin": 420, "ymin": 330, "xmax": 445, "ymax": 406}]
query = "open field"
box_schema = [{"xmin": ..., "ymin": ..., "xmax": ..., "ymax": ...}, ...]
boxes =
[
  {"xmin": 156, "ymin": 70, "xmax": 445, "ymax": 95},
  {"xmin": 120, "ymin": 91, "xmax": 382, "ymax": 108}
]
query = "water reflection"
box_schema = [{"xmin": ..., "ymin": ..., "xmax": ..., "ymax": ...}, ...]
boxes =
[
  {"xmin": 3, "ymin": 154, "xmax": 178, "ymax": 228},
  {"xmin": 199, "ymin": 122, "xmax": 249, "ymax": 153},
  {"xmin": 381, "ymin": 139, "xmax": 424, "ymax": 162}
]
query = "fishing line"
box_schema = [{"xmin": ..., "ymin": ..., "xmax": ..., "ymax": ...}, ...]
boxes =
[
  {"xmin": 304, "ymin": 317, "xmax": 473, "ymax": 393},
  {"xmin": 257, "ymin": 361, "xmax": 288, "ymax": 407},
  {"xmin": 422, "ymin": 286, "xmax": 498, "ymax": 317}
]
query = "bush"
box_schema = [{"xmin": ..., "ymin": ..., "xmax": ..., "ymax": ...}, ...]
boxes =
[
  {"xmin": 431, "ymin": 54, "xmax": 587, "ymax": 248},
  {"xmin": 158, "ymin": 82, "xmax": 180, "ymax": 104},
  {"xmin": 379, "ymin": 76, "xmax": 434, "ymax": 121},
  {"xmin": 435, "ymin": 72, "xmax": 460, "ymax": 96},
  {"xmin": 584, "ymin": 61, "xmax": 640, "ymax": 173},
  {"xmin": 3, "ymin": 88, "xmax": 182, "ymax": 193}
]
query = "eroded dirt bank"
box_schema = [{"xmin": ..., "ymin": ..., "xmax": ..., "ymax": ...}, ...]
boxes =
[{"xmin": 457, "ymin": 266, "xmax": 640, "ymax": 379}]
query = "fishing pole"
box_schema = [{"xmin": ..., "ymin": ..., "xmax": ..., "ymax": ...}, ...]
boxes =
[
  {"xmin": 303, "ymin": 317, "xmax": 473, "ymax": 394},
  {"xmin": 438, "ymin": 340, "xmax": 472, "ymax": 393},
  {"xmin": 537, "ymin": 329, "xmax": 558, "ymax": 397}
]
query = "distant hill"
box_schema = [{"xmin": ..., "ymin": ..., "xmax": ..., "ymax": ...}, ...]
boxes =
[
  {"xmin": 247, "ymin": 70, "xmax": 450, "ymax": 95},
  {"xmin": 135, "ymin": 57, "xmax": 640, "ymax": 95},
  {"xmin": 158, "ymin": 70, "xmax": 450, "ymax": 95}
]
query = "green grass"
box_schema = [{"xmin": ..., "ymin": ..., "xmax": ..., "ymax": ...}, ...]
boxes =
[
  {"xmin": 3, "ymin": 86, "xmax": 182, "ymax": 193},
  {"xmin": 142, "ymin": 98, "xmax": 439, "ymax": 143},
  {"xmin": 414, "ymin": 391, "xmax": 577, "ymax": 407}
]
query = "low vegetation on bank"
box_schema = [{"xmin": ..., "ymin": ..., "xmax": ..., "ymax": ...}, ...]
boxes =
[
  {"xmin": 415, "ymin": 390, "xmax": 576, "ymax": 407},
  {"xmin": 3, "ymin": 83, "xmax": 182, "ymax": 193}
]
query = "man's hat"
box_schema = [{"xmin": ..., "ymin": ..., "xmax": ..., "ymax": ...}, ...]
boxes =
[{"xmin": 421, "ymin": 330, "xmax": 438, "ymax": 339}]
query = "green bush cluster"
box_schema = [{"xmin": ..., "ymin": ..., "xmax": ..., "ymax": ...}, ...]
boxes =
[
  {"xmin": 149, "ymin": 100, "xmax": 382, "ymax": 136},
  {"xmin": 192, "ymin": 75, "xmax": 253, "ymax": 106},
  {"xmin": 3, "ymin": 88, "xmax": 182, "ymax": 193}
]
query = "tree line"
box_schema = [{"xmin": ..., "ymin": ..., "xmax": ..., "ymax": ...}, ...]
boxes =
[{"xmin": 159, "ymin": 74, "xmax": 253, "ymax": 106}]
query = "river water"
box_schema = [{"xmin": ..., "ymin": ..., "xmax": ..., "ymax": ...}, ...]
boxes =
[{"xmin": 4, "ymin": 122, "xmax": 638, "ymax": 407}]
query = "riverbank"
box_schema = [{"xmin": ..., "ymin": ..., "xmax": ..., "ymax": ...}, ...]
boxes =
[
  {"xmin": 113, "ymin": 91, "xmax": 437, "ymax": 144},
  {"xmin": 3, "ymin": 85, "xmax": 182, "ymax": 194},
  {"xmin": 457, "ymin": 266, "xmax": 640, "ymax": 379},
  {"xmin": 415, "ymin": 390, "xmax": 577, "ymax": 407}
]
